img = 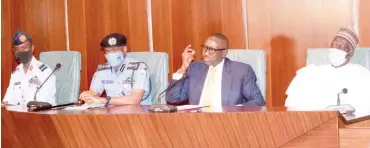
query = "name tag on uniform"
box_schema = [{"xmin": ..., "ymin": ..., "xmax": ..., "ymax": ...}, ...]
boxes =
[
  {"xmin": 127, "ymin": 62, "xmax": 139, "ymax": 70},
  {"xmin": 102, "ymin": 80, "xmax": 114, "ymax": 84}
]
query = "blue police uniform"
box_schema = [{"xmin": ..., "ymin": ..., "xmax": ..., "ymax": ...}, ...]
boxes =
[
  {"xmin": 90, "ymin": 57, "xmax": 152, "ymax": 104},
  {"xmin": 89, "ymin": 33, "xmax": 152, "ymax": 104}
]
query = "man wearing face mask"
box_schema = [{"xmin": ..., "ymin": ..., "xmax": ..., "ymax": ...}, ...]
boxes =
[
  {"xmin": 285, "ymin": 28, "xmax": 370, "ymax": 110},
  {"xmin": 2, "ymin": 30, "xmax": 56, "ymax": 106},
  {"xmin": 79, "ymin": 33, "xmax": 152, "ymax": 105}
]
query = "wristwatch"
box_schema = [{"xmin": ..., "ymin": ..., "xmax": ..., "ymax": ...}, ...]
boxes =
[{"xmin": 105, "ymin": 96, "xmax": 111, "ymax": 107}]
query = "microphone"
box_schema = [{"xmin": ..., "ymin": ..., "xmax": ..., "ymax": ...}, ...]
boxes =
[
  {"xmin": 55, "ymin": 63, "xmax": 61, "ymax": 69},
  {"xmin": 148, "ymin": 104, "xmax": 177, "ymax": 113},
  {"xmin": 337, "ymin": 88, "xmax": 348, "ymax": 105},
  {"xmin": 28, "ymin": 100, "xmax": 85, "ymax": 111},
  {"xmin": 326, "ymin": 88, "xmax": 355, "ymax": 115},
  {"xmin": 51, "ymin": 100, "xmax": 85, "ymax": 108},
  {"xmin": 149, "ymin": 73, "xmax": 189, "ymax": 113},
  {"xmin": 33, "ymin": 63, "xmax": 61, "ymax": 101},
  {"xmin": 157, "ymin": 74, "xmax": 189, "ymax": 98}
]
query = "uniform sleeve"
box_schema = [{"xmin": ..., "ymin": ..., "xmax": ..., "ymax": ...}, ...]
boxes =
[
  {"xmin": 37, "ymin": 71, "xmax": 57, "ymax": 105},
  {"xmin": 132, "ymin": 63, "xmax": 150, "ymax": 92},
  {"xmin": 89, "ymin": 72, "xmax": 104, "ymax": 96},
  {"xmin": 3, "ymin": 73, "xmax": 18, "ymax": 105}
]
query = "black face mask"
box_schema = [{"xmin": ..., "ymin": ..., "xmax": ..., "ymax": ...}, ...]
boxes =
[{"xmin": 15, "ymin": 50, "xmax": 33, "ymax": 64}]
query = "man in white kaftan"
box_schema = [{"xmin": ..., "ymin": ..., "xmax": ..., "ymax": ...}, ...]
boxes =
[{"xmin": 285, "ymin": 28, "xmax": 370, "ymax": 113}]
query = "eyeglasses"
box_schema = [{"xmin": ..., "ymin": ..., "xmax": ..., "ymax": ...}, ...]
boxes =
[{"xmin": 201, "ymin": 45, "xmax": 226, "ymax": 54}]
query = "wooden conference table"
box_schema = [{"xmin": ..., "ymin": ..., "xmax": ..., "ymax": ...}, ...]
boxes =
[{"xmin": 2, "ymin": 105, "xmax": 370, "ymax": 148}]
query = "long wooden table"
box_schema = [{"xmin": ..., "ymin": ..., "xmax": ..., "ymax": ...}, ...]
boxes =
[{"xmin": 2, "ymin": 105, "xmax": 369, "ymax": 148}]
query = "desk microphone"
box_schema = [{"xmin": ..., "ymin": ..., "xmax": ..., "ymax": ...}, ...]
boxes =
[
  {"xmin": 326, "ymin": 88, "xmax": 355, "ymax": 115},
  {"xmin": 33, "ymin": 63, "xmax": 61, "ymax": 101},
  {"xmin": 27, "ymin": 100, "xmax": 85, "ymax": 111},
  {"xmin": 337, "ymin": 88, "xmax": 348, "ymax": 105},
  {"xmin": 149, "ymin": 73, "xmax": 189, "ymax": 113},
  {"xmin": 148, "ymin": 104, "xmax": 177, "ymax": 113}
]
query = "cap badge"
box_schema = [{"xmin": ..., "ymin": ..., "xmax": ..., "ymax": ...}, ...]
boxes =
[
  {"xmin": 19, "ymin": 35, "xmax": 27, "ymax": 42},
  {"xmin": 108, "ymin": 37, "xmax": 117, "ymax": 46}
]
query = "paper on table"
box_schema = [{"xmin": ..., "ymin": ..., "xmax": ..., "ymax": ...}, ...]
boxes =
[
  {"xmin": 63, "ymin": 103, "xmax": 105, "ymax": 111},
  {"xmin": 177, "ymin": 105, "xmax": 208, "ymax": 111}
]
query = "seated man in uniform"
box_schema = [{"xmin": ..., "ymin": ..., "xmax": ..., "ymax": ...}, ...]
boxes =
[
  {"xmin": 285, "ymin": 28, "xmax": 370, "ymax": 111},
  {"xmin": 2, "ymin": 30, "xmax": 56, "ymax": 106},
  {"xmin": 79, "ymin": 33, "xmax": 152, "ymax": 105}
]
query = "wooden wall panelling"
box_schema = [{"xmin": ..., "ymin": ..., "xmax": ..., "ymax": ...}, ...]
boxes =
[
  {"xmin": 1, "ymin": 0, "xmax": 13, "ymax": 99},
  {"xmin": 246, "ymin": 0, "xmax": 353, "ymax": 107},
  {"xmin": 68, "ymin": 0, "xmax": 149, "ymax": 92},
  {"xmin": 152, "ymin": 0, "xmax": 245, "ymax": 82},
  {"xmin": 151, "ymin": 0, "xmax": 174, "ymax": 76},
  {"xmin": 127, "ymin": 0, "xmax": 150, "ymax": 51},
  {"xmin": 359, "ymin": 0, "xmax": 370, "ymax": 46},
  {"xmin": 67, "ymin": 0, "xmax": 88, "ymax": 91}
]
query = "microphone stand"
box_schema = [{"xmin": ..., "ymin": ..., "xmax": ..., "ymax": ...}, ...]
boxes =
[
  {"xmin": 33, "ymin": 63, "xmax": 61, "ymax": 101},
  {"xmin": 158, "ymin": 74, "xmax": 189, "ymax": 97},
  {"xmin": 28, "ymin": 100, "xmax": 85, "ymax": 111}
]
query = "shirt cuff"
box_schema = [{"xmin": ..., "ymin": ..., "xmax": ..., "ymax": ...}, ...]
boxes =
[{"xmin": 172, "ymin": 72, "xmax": 184, "ymax": 80}]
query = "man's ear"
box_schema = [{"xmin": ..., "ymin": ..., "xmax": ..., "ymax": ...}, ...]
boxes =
[
  {"xmin": 222, "ymin": 49, "xmax": 228, "ymax": 58},
  {"xmin": 31, "ymin": 44, "xmax": 35, "ymax": 53},
  {"xmin": 123, "ymin": 46, "xmax": 128, "ymax": 53}
]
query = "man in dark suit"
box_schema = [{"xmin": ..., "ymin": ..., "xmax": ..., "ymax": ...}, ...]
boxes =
[{"xmin": 166, "ymin": 33, "xmax": 265, "ymax": 107}]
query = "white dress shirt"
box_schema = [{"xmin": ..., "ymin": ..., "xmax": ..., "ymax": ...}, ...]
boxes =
[
  {"xmin": 3, "ymin": 57, "xmax": 56, "ymax": 106},
  {"xmin": 199, "ymin": 59, "xmax": 225, "ymax": 109}
]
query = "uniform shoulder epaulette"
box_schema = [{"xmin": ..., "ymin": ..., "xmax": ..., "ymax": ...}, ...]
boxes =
[
  {"xmin": 38, "ymin": 64, "xmax": 48, "ymax": 72},
  {"xmin": 127, "ymin": 62, "xmax": 140, "ymax": 70},
  {"xmin": 97, "ymin": 63, "xmax": 111, "ymax": 71}
]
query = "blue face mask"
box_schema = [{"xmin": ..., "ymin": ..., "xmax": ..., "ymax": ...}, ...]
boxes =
[{"xmin": 105, "ymin": 52, "xmax": 124, "ymax": 67}]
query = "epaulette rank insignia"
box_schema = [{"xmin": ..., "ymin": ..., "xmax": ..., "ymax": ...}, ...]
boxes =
[
  {"xmin": 127, "ymin": 62, "xmax": 139, "ymax": 70},
  {"xmin": 97, "ymin": 64, "xmax": 111, "ymax": 71},
  {"xmin": 38, "ymin": 64, "xmax": 47, "ymax": 72}
]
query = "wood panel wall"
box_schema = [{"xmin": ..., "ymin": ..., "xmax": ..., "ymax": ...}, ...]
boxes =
[
  {"xmin": 151, "ymin": 0, "xmax": 246, "ymax": 87},
  {"xmin": 359, "ymin": 0, "xmax": 370, "ymax": 46},
  {"xmin": 247, "ymin": 0, "xmax": 353, "ymax": 106},
  {"xmin": 2, "ymin": 0, "xmax": 369, "ymax": 107},
  {"xmin": 67, "ymin": 0, "xmax": 149, "ymax": 91}
]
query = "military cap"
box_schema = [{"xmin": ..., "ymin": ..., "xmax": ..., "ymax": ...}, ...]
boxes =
[
  {"xmin": 13, "ymin": 30, "xmax": 32, "ymax": 46},
  {"xmin": 100, "ymin": 33, "xmax": 127, "ymax": 48}
]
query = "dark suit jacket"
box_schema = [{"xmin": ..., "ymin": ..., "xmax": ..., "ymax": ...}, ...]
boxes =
[{"xmin": 166, "ymin": 58, "xmax": 265, "ymax": 105}]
